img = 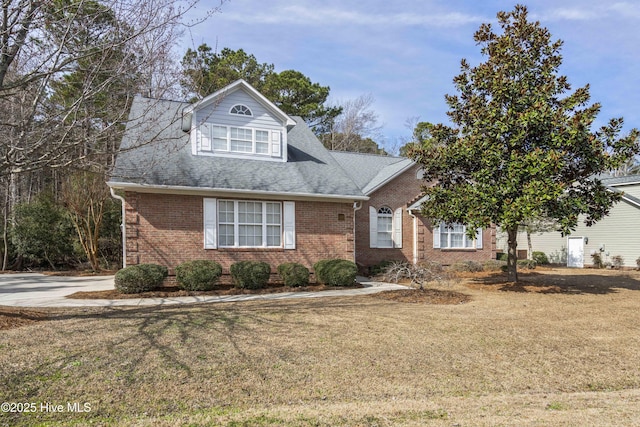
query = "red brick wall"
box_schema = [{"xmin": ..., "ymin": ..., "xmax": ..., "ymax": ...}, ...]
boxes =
[
  {"xmin": 413, "ymin": 216, "xmax": 497, "ymax": 265},
  {"xmin": 124, "ymin": 192, "xmax": 354, "ymax": 273},
  {"xmin": 354, "ymin": 165, "xmax": 422, "ymax": 268},
  {"xmin": 354, "ymin": 165, "xmax": 497, "ymax": 269}
]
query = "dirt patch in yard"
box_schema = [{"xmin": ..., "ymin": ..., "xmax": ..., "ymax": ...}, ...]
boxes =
[
  {"xmin": 0, "ymin": 307, "xmax": 48, "ymax": 330},
  {"xmin": 372, "ymin": 288, "xmax": 471, "ymax": 304},
  {"xmin": 464, "ymin": 266, "xmax": 640, "ymax": 294}
]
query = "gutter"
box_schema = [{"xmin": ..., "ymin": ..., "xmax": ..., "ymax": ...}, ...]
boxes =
[
  {"xmin": 353, "ymin": 201, "xmax": 363, "ymax": 265},
  {"xmin": 109, "ymin": 187, "xmax": 126, "ymax": 269},
  {"xmin": 106, "ymin": 181, "xmax": 369, "ymax": 203}
]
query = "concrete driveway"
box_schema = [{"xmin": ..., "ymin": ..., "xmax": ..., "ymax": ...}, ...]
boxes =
[
  {"xmin": 0, "ymin": 273, "xmax": 115, "ymax": 307},
  {"xmin": 0, "ymin": 273, "xmax": 407, "ymax": 308}
]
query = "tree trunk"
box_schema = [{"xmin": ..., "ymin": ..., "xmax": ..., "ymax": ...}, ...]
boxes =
[
  {"xmin": 527, "ymin": 230, "xmax": 533, "ymax": 260},
  {"xmin": 2, "ymin": 190, "xmax": 8, "ymax": 271},
  {"xmin": 507, "ymin": 226, "xmax": 519, "ymax": 282}
]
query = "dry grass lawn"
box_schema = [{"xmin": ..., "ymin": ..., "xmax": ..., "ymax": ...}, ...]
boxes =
[{"xmin": 1, "ymin": 267, "xmax": 640, "ymax": 426}]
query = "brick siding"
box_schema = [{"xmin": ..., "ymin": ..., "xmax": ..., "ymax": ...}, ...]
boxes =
[
  {"xmin": 123, "ymin": 166, "xmax": 497, "ymax": 275},
  {"xmin": 355, "ymin": 165, "xmax": 497, "ymax": 269},
  {"xmin": 124, "ymin": 192, "xmax": 354, "ymax": 273}
]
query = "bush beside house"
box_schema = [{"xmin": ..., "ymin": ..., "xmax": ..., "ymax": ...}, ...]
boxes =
[
  {"xmin": 115, "ymin": 264, "xmax": 168, "ymax": 294},
  {"xmin": 313, "ymin": 259, "xmax": 357, "ymax": 287},
  {"xmin": 277, "ymin": 262, "xmax": 310, "ymax": 287},
  {"xmin": 230, "ymin": 261, "xmax": 271, "ymax": 289},
  {"xmin": 175, "ymin": 260, "xmax": 223, "ymax": 291}
]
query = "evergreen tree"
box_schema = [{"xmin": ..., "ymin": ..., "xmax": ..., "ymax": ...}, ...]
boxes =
[{"xmin": 408, "ymin": 5, "xmax": 639, "ymax": 281}]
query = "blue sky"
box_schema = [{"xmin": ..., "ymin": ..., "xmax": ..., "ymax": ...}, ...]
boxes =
[{"xmin": 183, "ymin": 1, "xmax": 640, "ymax": 152}]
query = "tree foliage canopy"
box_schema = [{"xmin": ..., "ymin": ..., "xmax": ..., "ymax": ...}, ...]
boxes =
[
  {"xmin": 181, "ymin": 45, "xmax": 341, "ymax": 131},
  {"xmin": 407, "ymin": 5, "xmax": 640, "ymax": 281}
]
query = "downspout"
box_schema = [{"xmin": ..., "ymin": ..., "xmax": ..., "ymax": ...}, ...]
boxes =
[
  {"xmin": 109, "ymin": 187, "xmax": 126, "ymax": 269},
  {"xmin": 408, "ymin": 208, "xmax": 418, "ymax": 265},
  {"xmin": 353, "ymin": 201, "xmax": 363, "ymax": 264}
]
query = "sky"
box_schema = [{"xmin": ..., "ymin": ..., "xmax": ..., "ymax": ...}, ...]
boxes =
[{"xmin": 182, "ymin": 1, "xmax": 640, "ymax": 152}]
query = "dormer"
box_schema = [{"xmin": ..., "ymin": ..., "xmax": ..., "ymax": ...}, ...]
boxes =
[{"xmin": 183, "ymin": 80, "xmax": 296, "ymax": 162}]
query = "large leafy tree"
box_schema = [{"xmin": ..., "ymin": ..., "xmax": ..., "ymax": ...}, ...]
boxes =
[
  {"xmin": 181, "ymin": 46, "xmax": 274, "ymax": 96},
  {"xmin": 181, "ymin": 45, "xmax": 341, "ymax": 131},
  {"xmin": 408, "ymin": 5, "xmax": 639, "ymax": 281},
  {"xmin": 262, "ymin": 69, "xmax": 341, "ymax": 133}
]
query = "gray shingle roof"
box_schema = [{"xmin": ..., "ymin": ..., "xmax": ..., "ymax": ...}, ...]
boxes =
[
  {"xmin": 109, "ymin": 96, "xmax": 367, "ymax": 200},
  {"xmin": 600, "ymin": 174, "xmax": 640, "ymax": 186},
  {"xmin": 329, "ymin": 151, "xmax": 414, "ymax": 194}
]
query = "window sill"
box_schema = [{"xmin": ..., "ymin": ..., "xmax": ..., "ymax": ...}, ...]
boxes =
[
  {"xmin": 207, "ymin": 247, "xmax": 285, "ymax": 252},
  {"xmin": 439, "ymin": 248, "xmax": 478, "ymax": 252}
]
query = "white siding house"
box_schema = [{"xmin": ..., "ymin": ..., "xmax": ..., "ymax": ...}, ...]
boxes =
[{"xmin": 497, "ymin": 176, "xmax": 640, "ymax": 268}]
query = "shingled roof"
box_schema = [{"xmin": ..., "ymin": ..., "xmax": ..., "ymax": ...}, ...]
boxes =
[
  {"xmin": 108, "ymin": 96, "xmax": 368, "ymax": 201},
  {"xmin": 108, "ymin": 94, "xmax": 419, "ymax": 201},
  {"xmin": 329, "ymin": 151, "xmax": 414, "ymax": 194}
]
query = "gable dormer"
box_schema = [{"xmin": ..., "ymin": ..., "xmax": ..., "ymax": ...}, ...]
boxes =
[{"xmin": 183, "ymin": 80, "xmax": 296, "ymax": 162}]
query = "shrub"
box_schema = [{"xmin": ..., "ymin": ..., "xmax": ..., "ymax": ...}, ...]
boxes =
[
  {"xmin": 370, "ymin": 260, "xmax": 394, "ymax": 277},
  {"xmin": 483, "ymin": 260, "xmax": 507, "ymax": 272},
  {"xmin": 517, "ymin": 259, "xmax": 537, "ymax": 269},
  {"xmin": 591, "ymin": 252, "xmax": 604, "ymax": 269},
  {"xmin": 611, "ymin": 255, "xmax": 624, "ymax": 269},
  {"xmin": 230, "ymin": 261, "xmax": 271, "ymax": 289},
  {"xmin": 449, "ymin": 260, "xmax": 484, "ymax": 273},
  {"xmin": 175, "ymin": 260, "xmax": 223, "ymax": 291},
  {"xmin": 383, "ymin": 261, "xmax": 447, "ymax": 289},
  {"xmin": 497, "ymin": 253, "xmax": 508, "ymax": 261},
  {"xmin": 637, "ymin": 257, "xmax": 640, "ymax": 270},
  {"xmin": 277, "ymin": 262, "xmax": 310, "ymax": 287},
  {"xmin": 531, "ymin": 251, "xmax": 549, "ymax": 265},
  {"xmin": 313, "ymin": 259, "xmax": 358, "ymax": 287},
  {"xmin": 115, "ymin": 263, "xmax": 167, "ymax": 294},
  {"xmin": 10, "ymin": 194, "xmax": 74, "ymax": 269}
]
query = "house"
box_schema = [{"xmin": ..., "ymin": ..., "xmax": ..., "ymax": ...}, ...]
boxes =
[
  {"xmin": 107, "ymin": 80, "xmax": 496, "ymax": 274},
  {"xmin": 496, "ymin": 175, "xmax": 640, "ymax": 268}
]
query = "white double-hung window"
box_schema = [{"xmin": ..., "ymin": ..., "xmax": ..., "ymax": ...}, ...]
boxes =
[
  {"xmin": 376, "ymin": 207, "xmax": 394, "ymax": 248},
  {"xmin": 203, "ymin": 125, "xmax": 272, "ymax": 156},
  {"xmin": 433, "ymin": 223, "xmax": 483, "ymax": 249},
  {"xmin": 203, "ymin": 198, "xmax": 296, "ymax": 249},
  {"xmin": 369, "ymin": 206, "xmax": 402, "ymax": 248},
  {"xmin": 222, "ymin": 200, "xmax": 281, "ymax": 247}
]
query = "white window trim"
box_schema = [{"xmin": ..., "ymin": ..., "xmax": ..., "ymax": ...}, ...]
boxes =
[
  {"xmin": 203, "ymin": 198, "xmax": 296, "ymax": 250},
  {"xmin": 219, "ymin": 200, "xmax": 282, "ymax": 248},
  {"xmin": 200, "ymin": 124, "xmax": 272, "ymax": 156},
  {"xmin": 434, "ymin": 223, "xmax": 483, "ymax": 249},
  {"xmin": 377, "ymin": 206, "xmax": 393, "ymax": 248},
  {"xmin": 369, "ymin": 206, "xmax": 402, "ymax": 249}
]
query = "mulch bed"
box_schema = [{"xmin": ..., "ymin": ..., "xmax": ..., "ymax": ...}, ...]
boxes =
[
  {"xmin": 0, "ymin": 307, "xmax": 48, "ymax": 331},
  {"xmin": 66, "ymin": 283, "xmax": 364, "ymax": 299},
  {"xmin": 371, "ymin": 288, "xmax": 472, "ymax": 304}
]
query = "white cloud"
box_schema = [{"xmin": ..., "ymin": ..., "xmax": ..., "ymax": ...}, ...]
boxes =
[
  {"xmin": 222, "ymin": 4, "xmax": 482, "ymax": 28},
  {"xmin": 542, "ymin": 2, "xmax": 640, "ymax": 22}
]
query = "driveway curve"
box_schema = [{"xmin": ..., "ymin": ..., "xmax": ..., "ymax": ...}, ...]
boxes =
[
  {"xmin": 0, "ymin": 273, "xmax": 115, "ymax": 307},
  {"xmin": 0, "ymin": 273, "xmax": 406, "ymax": 308}
]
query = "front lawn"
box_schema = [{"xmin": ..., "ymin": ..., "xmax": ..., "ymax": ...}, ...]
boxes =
[{"xmin": 1, "ymin": 268, "xmax": 640, "ymax": 426}]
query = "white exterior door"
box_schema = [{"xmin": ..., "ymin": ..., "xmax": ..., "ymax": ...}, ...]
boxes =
[{"xmin": 567, "ymin": 237, "xmax": 584, "ymax": 268}]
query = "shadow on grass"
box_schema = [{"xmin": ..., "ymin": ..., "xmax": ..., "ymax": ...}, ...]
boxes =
[
  {"xmin": 467, "ymin": 270, "xmax": 640, "ymax": 295},
  {"xmin": 0, "ymin": 297, "xmax": 392, "ymax": 411}
]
